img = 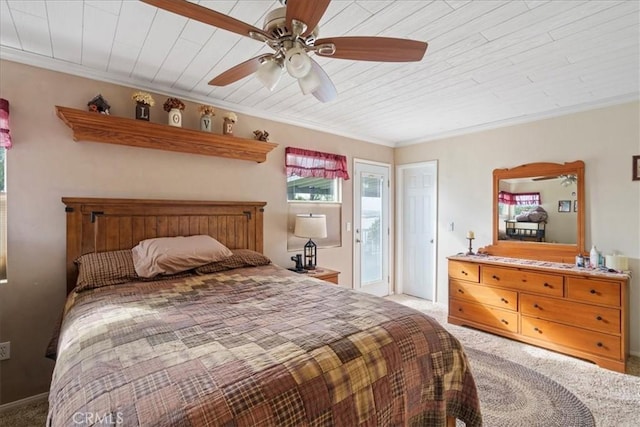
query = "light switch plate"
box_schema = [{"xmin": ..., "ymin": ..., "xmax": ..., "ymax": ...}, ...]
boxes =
[{"xmin": 0, "ymin": 342, "xmax": 10, "ymax": 360}]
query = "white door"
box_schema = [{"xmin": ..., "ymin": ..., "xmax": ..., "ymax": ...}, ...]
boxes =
[
  {"xmin": 397, "ymin": 162, "xmax": 437, "ymax": 301},
  {"xmin": 354, "ymin": 160, "xmax": 390, "ymax": 297}
]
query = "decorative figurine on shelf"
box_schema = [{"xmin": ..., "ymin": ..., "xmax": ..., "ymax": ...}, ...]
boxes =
[
  {"xmin": 223, "ymin": 112, "xmax": 237, "ymax": 135},
  {"xmin": 87, "ymin": 94, "xmax": 110, "ymax": 114},
  {"xmin": 131, "ymin": 91, "xmax": 155, "ymax": 121},
  {"xmin": 253, "ymin": 130, "xmax": 270, "ymax": 141},
  {"xmin": 466, "ymin": 230, "xmax": 475, "ymax": 255},
  {"xmin": 199, "ymin": 105, "xmax": 215, "ymax": 132},
  {"xmin": 163, "ymin": 97, "xmax": 186, "ymax": 127}
]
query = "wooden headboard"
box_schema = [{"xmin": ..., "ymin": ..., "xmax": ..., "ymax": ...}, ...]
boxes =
[{"xmin": 62, "ymin": 197, "xmax": 266, "ymax": 294}]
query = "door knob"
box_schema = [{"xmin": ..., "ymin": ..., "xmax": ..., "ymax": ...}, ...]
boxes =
[{"xmin": 355, "ymin": 239, "xmax": 361, "ymax": 243}]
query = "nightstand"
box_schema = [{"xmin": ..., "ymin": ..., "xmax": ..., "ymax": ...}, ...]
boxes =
[{"xmin": 304, "ymin": 267, "xmax": 340, "ymax": 285}]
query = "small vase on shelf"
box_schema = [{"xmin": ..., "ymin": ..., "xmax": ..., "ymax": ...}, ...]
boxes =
[
  {"xmin": 200, "ymin": 114, "xmax": 213, "ymax": 132},
  {"xmin": 163, "ymin": 97, "xmax": 185, "ymax": 128},
  {"xmin": 222, "ymin": 112, "xmax": 237, "ymax": 136},
  {"xmin": 131, "ymin": 91, "xmax": 154, "ymax": 120},
  {"xmin": 135, "ymin": 102, "xmax": 150, "ymax": 121},
  {"xmin": 168, "ymin": 108, "xmax": 182, "ymax": 127},
  {"xmin": 223, "ymin": 118, "xmax": 234, "ymax": 135},
  {"xmin": 198, "ymin": 105, "xmax": 215, "ymax": 132}
]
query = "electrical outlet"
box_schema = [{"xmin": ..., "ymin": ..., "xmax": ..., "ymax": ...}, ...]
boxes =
[{"xmin": 0, "ymin": 342, "xmax": 10, "ymax": 360}]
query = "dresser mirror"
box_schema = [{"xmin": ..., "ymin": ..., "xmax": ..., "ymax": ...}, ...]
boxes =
[{"xmin": 480, "ymin": 161, "xmax": 585, "ymax": 262}]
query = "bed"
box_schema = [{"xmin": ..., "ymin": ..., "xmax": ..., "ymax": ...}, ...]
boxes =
[
  {"xmin": 504, "ymin": 219, "xmax": 546, "ymax": 241},
  {"xmin": 48, "ymin": 197, "xmax": 481, "ymax": 426}
]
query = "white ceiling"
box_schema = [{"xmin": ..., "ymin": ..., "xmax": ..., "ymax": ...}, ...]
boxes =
[{"xmin": 1, "ymin": 0, "xmax": 638, "ymax": 146}]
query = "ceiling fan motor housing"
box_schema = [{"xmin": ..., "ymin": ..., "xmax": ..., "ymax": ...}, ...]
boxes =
[{"xmin": 263, "ymin": 8, "xmax": 317, "ymax": 46}]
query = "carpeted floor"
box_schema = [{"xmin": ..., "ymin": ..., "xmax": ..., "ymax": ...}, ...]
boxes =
[
  {"xmin": 388, "ymin": 294, "xmax": 640, "ymax": 427},
  {"xmin": 2, "ymin": 294, "xmax": 639, "ymax": 426}
]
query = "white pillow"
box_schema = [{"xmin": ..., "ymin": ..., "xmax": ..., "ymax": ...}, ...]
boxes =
[{"xmin": 132, "ymin": 235, "xmax": 233, "ymax": 278}]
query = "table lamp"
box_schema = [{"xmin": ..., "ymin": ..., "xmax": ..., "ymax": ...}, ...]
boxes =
[{"xmin": 294, "ymin": 214, "xmax": 327, "ymax": 270}]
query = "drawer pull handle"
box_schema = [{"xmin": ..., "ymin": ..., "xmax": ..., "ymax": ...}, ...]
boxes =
[
  {"xmin": 543, "ymin": 283, "xmax": 551, "ymax": 288},
  {"xmin": 501, "ymin": 298, "xmax": 508, "ymax": 303},
  {"xmin": 522, "ymin": 279, "xmax": 527, "ymax": 283},
  {"xmin": 492, "ymin": 275, "xmax": 499, "ymax": 280},
  {"xmin": 590, "ymin": 289, "xmax": 597, "ymax": 294},
  {"xmin": 596, "ymin": 316, "xmax": 603, "ymax": 321},
  {"xmin": 596, "ymin": 342, "xmax": 603, "ymax": 348},
  {"xmin": 501, "ymin": 319, "xmax": 508, "ymax": 324},
  {"xmin": 458, "ymin": 308, "xmax": 463, "ymax": 312},
  {"xmin": 458, "ymin": 289, "xmax": 464, "ymax": 293},
  {"xmin": 533, "ymin": 327, "xmax": 540, "ymax": 333},
  {"xmin": 461, "ymin": 270, "xmax": 468, "ymax": 275},
  {"xmin": 533, "ymin": 304, "xmax": 539, "ymax": 309}
]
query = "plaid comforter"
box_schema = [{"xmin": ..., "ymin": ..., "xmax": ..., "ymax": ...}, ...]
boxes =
[{"xmin": 48, "ymin": 265, "xmax": 481, "ymax": 426}]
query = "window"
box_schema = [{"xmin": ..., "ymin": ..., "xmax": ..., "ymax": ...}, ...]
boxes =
[
  {"xmin": 498, "ymin": 191, "xmax": 541, "ymax": 217},
  {"xmin": 285, "ymin": 147, "xmax": 349, "ymax": 202},
  {"xmin": 287, "ymin": 175, "xmax": 341, "ymax": 202},
  {"xmin": 285, "ymin": 147, "xmax": 348, "ymax": 251}
]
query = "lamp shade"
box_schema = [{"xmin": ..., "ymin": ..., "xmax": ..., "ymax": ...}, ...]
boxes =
[
  {"xmin": 285, "ymin": 46, "xmax": 312, "ymax": 78},
  {"xmin": 294, "ymin": 214, "xmax": 327, "ymax": 239},
  {"xmin": 256, "ymin": 58, "xmax": 283, "ymax": 91}
]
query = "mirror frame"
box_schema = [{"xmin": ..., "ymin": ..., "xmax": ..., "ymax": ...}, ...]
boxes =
[{"xmin": 480, "ymin": 160, "xmax": 585, "ymax": 263}]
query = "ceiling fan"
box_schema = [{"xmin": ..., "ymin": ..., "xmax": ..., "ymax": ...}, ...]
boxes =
[
  {"xmin": 140, "ymin": 0, "xmax": 428, "ymax": 102},
  {"xmin": 533, "ymin": 174, "xmax": 577, "ymax": 186}
]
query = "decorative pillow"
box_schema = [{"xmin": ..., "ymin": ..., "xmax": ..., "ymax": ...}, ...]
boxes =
[
  {"xmin": 132, "ymin": 235, "xmax": 233, "ymax": 278},
  {"xmin": 75, "ymin": 250, "xmax": 138, "ymax": 292},
  {"xmin": 195, "ymin": 249, "xmax": 271, "ymax": 274}
]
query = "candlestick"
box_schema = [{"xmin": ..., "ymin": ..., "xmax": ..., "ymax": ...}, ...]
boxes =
[
  {"xmin": 466, "ymin": 237, "xmax": 475, "ymax": 255},
  {"xmin": 466, "ymin": 230, "xmax": 475, "ymax": 239}
]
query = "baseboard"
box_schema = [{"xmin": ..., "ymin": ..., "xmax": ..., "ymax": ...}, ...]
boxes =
[{"xmin": 0, "ymin": 392, "xmax": 48, "ymax": 412}]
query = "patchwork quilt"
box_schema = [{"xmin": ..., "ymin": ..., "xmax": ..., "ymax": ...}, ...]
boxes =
[{"xmin": 48, "ymin": 265, "xmax": 481, "ymax": 426}]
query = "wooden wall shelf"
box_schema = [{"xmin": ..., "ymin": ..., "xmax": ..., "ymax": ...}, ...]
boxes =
[{"xmin": 55, "ymin": 106, "xmax": 278, "ymax": 163}]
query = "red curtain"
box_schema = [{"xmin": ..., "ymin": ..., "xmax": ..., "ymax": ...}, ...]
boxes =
[
  {"xmin": 0, "ymin": 99, "xmax": 11, "ymax": 149},
  {"xmin": 285, "ymin": 147, "xmax": 349, "ymax": 180},
  {"xmin": 499, "ymin": 191, "xmax": 541, "ymax": 205}
]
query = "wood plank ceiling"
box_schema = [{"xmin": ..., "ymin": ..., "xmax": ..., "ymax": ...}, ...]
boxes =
[{"xmin": 1, "ymin": 0, "xmax": 638, "ymax": 146}]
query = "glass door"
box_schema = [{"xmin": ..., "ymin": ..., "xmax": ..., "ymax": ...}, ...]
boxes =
[{"xmin": 354, "ymin": 161, "xmax": 389, "ymax": 296}]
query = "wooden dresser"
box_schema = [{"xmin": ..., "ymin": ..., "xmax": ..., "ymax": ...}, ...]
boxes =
[{"xmin": 448, "ymin": 255, "xmax": 630, "ymax": 372}]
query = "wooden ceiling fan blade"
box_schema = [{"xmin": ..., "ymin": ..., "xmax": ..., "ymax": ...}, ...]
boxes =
[
  {"xmin": 315, "ymin": 36, "xmax": 428, "ymax": 62},
  {"xmin": 532, "ymin": 176, "xmax": 560, "ymax": 181},
  {"xmin": 286, "ymin": 0, "xmax": 331, "ymax": 37},
  {"xmin": 209, "ymin": 55, "xmax": 272, "ymax": 86},
  {"xmin": 309, "ymin": 58, "xmax": 337, "ymax": 103},
  {"xmin": 141, "ymin": 0, "xmax": 268, "ymax": 39}
]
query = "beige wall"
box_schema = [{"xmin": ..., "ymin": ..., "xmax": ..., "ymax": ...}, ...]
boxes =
[
  {"xmin": 0, "ymin": 60, "xmax": 393, "ymax": 404},
  {"xmin": 396, "ymin": 101, "xmax": 640, "ymax": 355}
]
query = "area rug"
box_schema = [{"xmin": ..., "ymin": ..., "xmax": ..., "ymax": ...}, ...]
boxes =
[{"xmin": 463, "ymin": 347, "xmax": 595, "ymax": 427}]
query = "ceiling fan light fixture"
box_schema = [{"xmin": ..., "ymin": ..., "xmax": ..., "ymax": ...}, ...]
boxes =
[
  {"xmin": 256, "ymin": 58, "xmax": 283, "ymax": 91},
  {"xmin": 285, "ymin": 46, "xmax": 312, "ymax": 78},
  {"xmin": 298, "ymin": 68, "xmax": 321, "ymax": 95}
]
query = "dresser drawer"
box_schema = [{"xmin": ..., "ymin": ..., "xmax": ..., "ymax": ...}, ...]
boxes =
[
  {"xmin": 566, "ymin": 277, "xmax": 621, "ymax": 307},
  {"xmin": 449, "ymin": 260, "xmax": 480, "ymax": 283},
  {"xmin": 521, "ymin": 294, "xmax": 621, "ymax": 334},
  {"xmin": 450, "ymin": 279, "xmax": 517, "ymax": 311},
  {"xmin": 482, "ymin": 266, "xmax": 563, "ymax": 296},
  {"xmin": 450, "ymin": 299, "xmax": 518, "ymax": 333},
  {"xmin": 522, "ymin": 316, "xmax": 621, "ymax": 360}
]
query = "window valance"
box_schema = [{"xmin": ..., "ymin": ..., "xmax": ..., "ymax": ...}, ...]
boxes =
[
  {"xmin": 0, "ymin": 99, "xmax": 11, "ymax": 149},
  {"xmin": 285, "ymin": 147, "xmax": 349, "ymax": 180},
  {"xmin": 499, "ymin": 191, "xmax": 541, "ymax": 205}
]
